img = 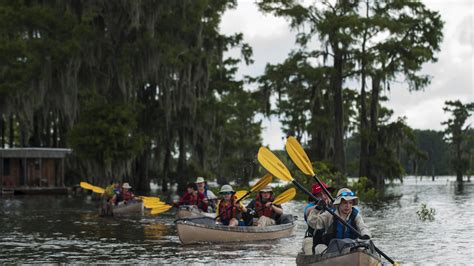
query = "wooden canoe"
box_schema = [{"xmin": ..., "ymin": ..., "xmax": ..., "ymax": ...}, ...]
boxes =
[
  {"xmin": 295, "ymin": 240, "xmax": 382, "ymax": 266},
  {"xmin": 176, "ymin": 217, "xmax": 295, "ymax": 245},
  {"xmin": 100, "ymin": 200, "xmax": 144, "ymax": 217},
  {"xmin": 176, "ymin": 205, "xmax": 216, "ymax": 219}
]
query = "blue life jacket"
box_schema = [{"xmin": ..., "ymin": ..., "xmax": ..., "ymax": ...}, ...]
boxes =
[
  {"xmin": 331, "ymin": 207, "xmax": 359, "ymax": 239},
  {"xmin": 304, "ymin": 203, "xmax": 316, "ymax": 222}
]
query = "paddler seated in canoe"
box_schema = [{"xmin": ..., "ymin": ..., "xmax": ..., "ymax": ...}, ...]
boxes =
[
  {"xmin": 215, "ymin": 185, "xmax": 247, "ymax": 226},
  {"xmin": 307, "ymin": 188, "xmax": 371, "ymax": 255},
  {"xmin": 104, "ymin": 180, "xmax": 120, "ymax": 203},
  {"xmin": 112, "ymin": 182, "xmax": 135, "ymax": 205},
  {"xmin": 177, "ymin": 183, "xmax": 208, "ymax": 212},
  {"xmin": 245, "ymin": 186, "xmax": 283, "ymax": 227},
  {"xmin": 195, "ymin": 176, "xmax": 217, "ymax": 212},
  {"xmin": 302, "ymin": 182, "xmax": 334, "ymax": 255}
]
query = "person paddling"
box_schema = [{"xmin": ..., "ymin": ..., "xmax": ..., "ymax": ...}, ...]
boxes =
[
  {"xmin": 302, "ymin": 182, "xmax": 334, "ymax": 254},
  {"xmin": 112, "ymin": 182, "xmax": 135, "ymax": 205},
  {"xmin": 177, "ymin": 183, "xmax": 208, "ymax": 212},
  {"xmin": 307, "ymin": 188, "xmax": 371, "ymax": 254},
  {"xmin": 215, "ymin": 185, "xmax": 247, "ymax": 226},
  {"xmin": 195, "ymin": 176, "xmax": 217, "ymax": 212},
  {"xmin": 245, "ymin": 186, "xmax": 283, "ymax": 226}
]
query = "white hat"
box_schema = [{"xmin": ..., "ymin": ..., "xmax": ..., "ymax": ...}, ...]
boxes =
[
  {"xmin": 122, "ymin": 183, "xmax": 132, "ymax": 189},
  {"xmin": 260, "ymin": 185, "xmax": 273, "ymax": 192},
  {"xmin": 333, "ymin": 188, "xmax": 358, "ymax": 206},
  {"xmin": 219, "ymin": 184, "xmax": 234, "ymax": 193},
  {"xmin": 195, "ymin": 177, "xmax": 205, "ymax": 183}
]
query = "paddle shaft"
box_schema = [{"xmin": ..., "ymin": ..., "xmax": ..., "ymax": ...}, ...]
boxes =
[
  {"xmin": 214, "ymin": 191, "xmax": 250, "ymax": 221},
  {"xmin": 295, "ymin": 179, "xmax": 395, "ymax": 264},
  {"xmin": 312, "ymin": 175, "xmax": 335, "ymax": 202}
]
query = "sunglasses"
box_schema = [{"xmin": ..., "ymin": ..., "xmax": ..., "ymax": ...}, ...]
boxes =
[
  {"xmin": 220, "ymin": 192, "xmax": 233, "ymax": 195},
  {"xmin": 339, "ymin": 191, "xmax": 355, "ymax": 197}
]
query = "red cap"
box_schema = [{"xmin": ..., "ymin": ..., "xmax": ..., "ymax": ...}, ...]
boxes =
[{"xmin": 312, "ymin": 182, "xmax": 330, "ymax": 194}]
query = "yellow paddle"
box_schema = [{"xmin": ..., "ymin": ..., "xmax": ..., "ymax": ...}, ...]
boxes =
[
  {"xmin": 286, "ymin": 136, "xmax": 334, "ymax": 201},
  {"xmin": 91, "ymin": 186, "xmax": 104, "ymax": 194},
  {"xmin": 257, "ymin": 146, "xmax": 398, "ymax": 265},
  {"xmin": 150, "ymin": 204, "xmax": 173, "ymax": 215},
  {"xmin": 80, "ymin": 182, "xmax": 94, "ymax": 190},
  {"xmin": 145, "ymin": 202, "xmax": 167, "ymax": 209},
  {"xmin": 273, "ymin": 188, "xmax": 296, "ymax": 205}
]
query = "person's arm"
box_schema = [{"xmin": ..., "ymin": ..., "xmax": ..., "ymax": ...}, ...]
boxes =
[
  {"xmin": 237, "ymin": 202, "xmax": 247, "ymax": 213},
  {"xmin": 355, "ymin": 214, "xmax": 371, "ymax": 238},
  {"xmin": 178, "ymin": 193, "xmax": 189, "ymax": 206},
  {"xmin": 271, "ymin": 203, "xmax": 283, "ymax": 215},
  {"xmin": 307, "ymin": 209, "xmax": 331, "ymax": 230},
  {"xmin": 207, "ymin": 190, "xmax": 217, "ymax": 199}
]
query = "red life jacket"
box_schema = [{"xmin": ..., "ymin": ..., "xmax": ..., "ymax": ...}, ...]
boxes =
[
  {"xmin": 218, "ymin": 197, "xmax": 237, "ymax": 221},
  {"xmin": 123, "ymin": 190, "xmax": 133, "ymax": 201},
  {"xmin": 255, "ymin": 194, "xmax": 275, "ymax": 218}
]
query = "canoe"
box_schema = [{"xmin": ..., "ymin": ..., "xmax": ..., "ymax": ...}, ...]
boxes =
[
  {"xmin": 100, "ymin": 200, "xmax": 144, "ymax": 217},
  {"xmin": 176, "ymin": 217, "xmax": 295, "ymax": 245},
  {"xmin": 176, "ymin": 205, "xmax": 216, "ymax": 219},
  {"xmin": 295, "ymin": 239, "xmax": 381, "ymax": 266}
]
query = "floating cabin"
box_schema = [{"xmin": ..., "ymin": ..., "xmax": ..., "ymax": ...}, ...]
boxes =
[{"xmin": 0, "ymin": 148, "xmax": 72, "ymax": 195}]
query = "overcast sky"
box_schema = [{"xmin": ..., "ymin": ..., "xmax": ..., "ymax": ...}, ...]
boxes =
[{"xmin": 220, "ymin": 0, "xmax": 474, "ymax": 149}]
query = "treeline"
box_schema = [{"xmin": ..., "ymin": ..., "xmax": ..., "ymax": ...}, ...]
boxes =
[
  {"xmin": 347, "ymin": 129, "xmax": 474, "ymax": 177},
  {"xmin": 3, "ymin": 1, "xmax": 469, "ymax": 192},
  {"xmin": 0, "ymin": 1, "xmax": 261, "ymax": 191}
]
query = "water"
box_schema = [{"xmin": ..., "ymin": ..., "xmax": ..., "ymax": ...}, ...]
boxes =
[{"xmin": 1, "ymin": 176, "xmax": 473, "ymax": 264}]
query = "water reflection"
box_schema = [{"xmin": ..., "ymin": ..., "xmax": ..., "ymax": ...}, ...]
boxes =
[{"xmin": 0, "ymin": 177, "xmax": 473, "ymax": 264}]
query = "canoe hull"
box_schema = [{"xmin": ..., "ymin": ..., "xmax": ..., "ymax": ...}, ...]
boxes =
[
  {"xmin": 176, "ymin": 205, "xmax": 216, "ymax": 219},
  {"xmin": 296, "ymin": 250, "xmax": 381, "ymax": 266},
  {"xmin": 113, "ymin": 201, "xmax": 144, "ymax": 216},
  {"xmin": 100, "ymin": 200, "xmax": 144, "ymax": 217},
  {"xmin": 176, "ymin": 218, "xmax": 295, "ymax": 245}
]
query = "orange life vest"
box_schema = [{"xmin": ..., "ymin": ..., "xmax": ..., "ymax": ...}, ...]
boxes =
[{"xmin": 255, "ymin": 194, "xmax": 275, "ymax": 218}]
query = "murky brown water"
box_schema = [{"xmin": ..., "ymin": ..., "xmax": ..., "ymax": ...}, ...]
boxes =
[{"xmin": 0, "ymin": 176, "xmax": 473, "ymax": 264}]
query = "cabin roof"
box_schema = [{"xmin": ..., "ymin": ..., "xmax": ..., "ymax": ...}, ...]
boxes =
[{"xmin": 0, "ymin": 148, "xmax": 72, "ymax": 158}]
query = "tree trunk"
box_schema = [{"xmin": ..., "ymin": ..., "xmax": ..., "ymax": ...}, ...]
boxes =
[
  {"xmin": 161, "ymin": 141, "xmax": 171, "ymax": 192},
  {"xmin": 176, "ymin": 127, "xmax": 187, "ymax": 193},
  {"xmin": 0, "ymin": 116, "xmax": 4, "ymax": 148},
  {"xmin": 332, "ymin": 50, "xmax": 345, "ymax": 172},
  {"xmin": 9, "ymin": 114, "xmax": 14, "ymax": 148},
  {"xmin": 368, "ymin": 75, "xmax": 381, "ymax": 187},
  {"xmin": 359, "ymin": 6, "xmax": 369, "ymax": 178}
]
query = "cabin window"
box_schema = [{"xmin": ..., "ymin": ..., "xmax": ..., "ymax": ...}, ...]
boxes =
[{"xmin": 3, "ymin": 158, "xmax": 10, "ymax": 176}]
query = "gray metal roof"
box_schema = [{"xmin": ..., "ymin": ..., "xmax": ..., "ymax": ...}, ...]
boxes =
[{"xmin": 0, "ymin": 148, "xmax": 72, "ymax": 158}]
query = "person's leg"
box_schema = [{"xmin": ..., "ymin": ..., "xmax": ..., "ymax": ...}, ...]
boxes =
[
  {"xmin": 257, "ymin": 216, "xmax": 276, "ymax": 227},
  {"xmin": 314, "ymin": 244, "xmax": 328, "ymax": 254},
  {"xmin": 229, "ymin": 218, "xmax": 239, "ymax": 226},
  {"xmin": 302, "ymin": 237, "xmax": 314, "ymax": 254}
]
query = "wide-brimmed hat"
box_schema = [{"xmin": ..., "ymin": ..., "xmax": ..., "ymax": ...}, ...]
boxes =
[
  {"xmin": 195, "ymin": 177, "xmax": 205, "ymax": 183},
  {"xmin": 333, "ymin": 188, "xmax": 358, "ymax": 206},
  {"xmin": 122, "ymin": 183, "xmax": 132, "ymax": 189},
  {"xmin": 260, "ymin": 185, "xmax": 273, "ymax": 193},
  {"xmin": 219, "ymin": 184, "xmax": 234, "ymax": 193},
  {"xmin": 311, "ymin": 182, "xmax": 333, "ymax": 195}
]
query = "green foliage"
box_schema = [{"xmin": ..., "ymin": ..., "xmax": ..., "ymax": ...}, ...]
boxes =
[
  {"xmin": 68, "ymin": 92, "xmax": 144, "ymax": 177},
  {"xmin": 417, "ymin": 203, "xmax": 436, "ymax": 222},
  {"xmin": 350, "ymin": 176, "xmax": 378, "ymax": 202},
  {"xmin": 442, "ymin": 101, "xmax": 474, "ymax": 181}
]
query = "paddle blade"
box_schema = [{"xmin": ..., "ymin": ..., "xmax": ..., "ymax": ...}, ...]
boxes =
[
  {"xmin": 235, "ymin": 190, "xmax": 248, "ymax": 200},
  {"xmin": 140, "ymin": 196, "xmax": 161, "ymax": 201},
  {"xmin": 91, "ymin": 186, "xmax": 104, "ymax": 194},
  {"xmin": 145, "ymin": 202, "xmax": 167, "ymax": 209},
  {"xmin": 286, "ymin": 136, "xmax": 315, "ymax": 176},
  {"xmin": 273, "ymin": 188, "xmax": 296, "ymax": 205},
  {"xmin": 250, "ymin": 173, "xmax": 273, "ymax": 192},
  {"xmin": 257, "ymin": 147, "xmax": 293, "ymax": 182},
  {"xmin": 150, "ymin": 205, "xmax": 172, "ymax": 215},
  {"xmin": 80, "ymin": 182, "xmax": 94, "ymax": 190}
]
